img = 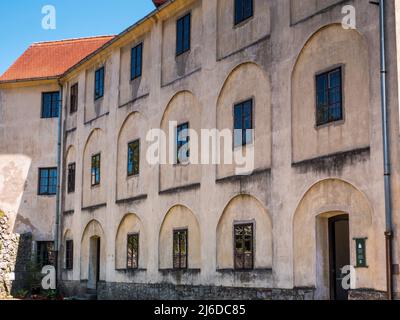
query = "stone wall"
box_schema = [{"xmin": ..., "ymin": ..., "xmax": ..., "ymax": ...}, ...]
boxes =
[
  {"xmin": 0, "ymin": 211, "xmax": 32, "ymax": 298},
  {"xmin": 95, "ymin": 282, "xmax": 316, "ymax": 300}
]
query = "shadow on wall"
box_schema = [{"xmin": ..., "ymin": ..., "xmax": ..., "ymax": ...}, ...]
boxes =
[{"xmin": 0, "ymin": 154, "xmax": 46, "ymax": 297}]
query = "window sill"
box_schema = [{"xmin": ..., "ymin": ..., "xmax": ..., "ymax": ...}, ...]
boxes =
[
  {"xmin": 116, "ymin": 268, "xmax": 147, "ymax": 274},
  {"xmin": 159, "ymin": 268, "xmax": 201, "ymax": 275},
  {"xmin": 315, "ymin": 118, "xmax": 344, "ymax": 130},
  {"xmin": 234, "ymin": 15, "xmax": 254, "ymax": 29},
  {"xmin": 216, "ymin": 268, "xmax": 272, "ymax": 274}
]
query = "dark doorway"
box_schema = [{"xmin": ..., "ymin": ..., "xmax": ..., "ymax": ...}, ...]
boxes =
[
  {"xmin": 329, "ymin": 215, "xmax": 350, "ymax": 300},
  {"xmin": 88, "ymin": 236, "xmax": 101, "ymax": 290}
]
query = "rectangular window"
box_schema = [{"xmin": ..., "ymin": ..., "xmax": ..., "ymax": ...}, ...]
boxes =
[
  {"xmin": 94, "ymin": 67, "xmax": 105, "ymax": 100},
  {"xmin": 127, "ymin": 140, "xmax": 140, "ymax": 176},
  {"xmin": 235, "ymin": 0, "xmax": 253, "ymax": 25},
  {"xmin": 176, "ymin": 13, "xmax": 191, "ymax": 56},
  {"xmin": 234, "ymin": 99, "xmax": 253, "ymax": 147},
  {"xmin": 91, "ymin": 154, "xmax": 101, "ymax": 186},
  {"xmin": 127, "ymin": 234, "xmax": 139, "ymax": 269},
  {"xmin": 67, "ymin": 163, "xmax": 76, "ymax": 193},
  {"xmin": 234, "ymin": 224, "xmax": 254, "ymax": 270},
  {"xmin": 131, "ymin": 43, "xmax": 143, "ymax": 80},
  {"xmin": 316, "ymin": 67, "xmax": 343, "ymax": 126},
  {"xmin": 38, "ymin": 168, "xmax": 57, "ymax": 195},
  {"xmin": 65, "ymin": 240, "xmax": 74, "ymax": 270},
  {"xmin": 176, "ymin": 122, "xmax": 190, "ymax": 164},
  {"xmin": 173, "ymin": 229, "xmax": 188, "ymax": 269},
  {"xmin": 37, "ymin": 241, "xmax": 55, "ymax": 267},
  {"xmin": 41, "ymin": 92, "xmax": 59, "ymax": 118},
  {"xmin": 70, "ymin": 83, "xmax": 78, "ymax": 114}
]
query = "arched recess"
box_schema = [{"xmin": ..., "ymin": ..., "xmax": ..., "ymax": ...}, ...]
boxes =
[
  {"xmin": 291, "ymin": 24, "xmax": 370, "ymax": 163},
  {"xmin": 65, "ymin": 145, "xmax": 76, "ymax": 211},
  {"xmin": 159, "ymin": 91, "xmax": 201, "ymax": 191},
  {"xmin": 82, "ymin": 128, "xmax": 106, "ymax": 207},
  {"xmin": 293, "ymin": 179, "xmax": 378, "ymax": 299},
  {"xmin": 216, "ymin": 62, "xmax": 271, "ymax": 179},
  {"xmin": 216, "ymin": 194, "xmax": 272, "ymax": 269},
  {"xmin": 115, "ymin": 213, "xmax": 146, "ymax": 269},
  {"xmin": 116, "ymin": 112, "xmax": 147, "ymax": 201},
  {"xmin": 159, "ymin": 205, "xmax": 201, "ymax": 269},
  {"xmin": 80, "ymin": 219, "xmax": 106, "ymax": 288}
]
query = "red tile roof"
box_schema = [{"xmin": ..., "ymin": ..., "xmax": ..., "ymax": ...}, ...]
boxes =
[{"xmin": 0, "ymin": 35, "xmax": 115, "ymax": 83}]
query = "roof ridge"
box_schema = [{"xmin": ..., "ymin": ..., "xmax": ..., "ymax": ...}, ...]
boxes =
[{"xmin": 31, "ymin": 35, "xmax": 115, "ymax": 46}]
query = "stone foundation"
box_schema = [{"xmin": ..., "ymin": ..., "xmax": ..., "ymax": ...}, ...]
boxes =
[
  {"xmin": 348, "ymin": 289, "xmax": 388, "ymax": 300},
  {"xmin": 60, "ymin": 280, "xmax": 315, "ymax": 300},
  {"xmin": 0, "ymin": 211, "xmax": 33, "ymax": 298}
]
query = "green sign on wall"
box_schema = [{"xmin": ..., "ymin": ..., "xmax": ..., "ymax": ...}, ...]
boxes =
[{"xmin": 354, "ymin": 238, "xmax": 368, "ymax": 268}]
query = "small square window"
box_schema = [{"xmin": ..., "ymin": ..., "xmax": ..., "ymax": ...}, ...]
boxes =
[
  {"xmin": 131, "ymin": 43, "xmax": 143, "ymax": 80},
  {"xmin": 41, "ymin": 92, "xmax": 59, "ymax": 118},
  {"xmin": 176, "ymin": 13, "xmax": 191, "ymax": 56},
  {"xmin": 316, "ymin": 67, "xmax": 343, "ymax": 126},
  {"xmin": 94, "ymin": 67, "xmax": 105, "ymax": 100},
  {"xmin": 91, "ymin": 154, "xmax": 101, "ymax": 186},
  {"xmin": 235, "ymin": 0, "xmax": 253, "ymax": 25}
]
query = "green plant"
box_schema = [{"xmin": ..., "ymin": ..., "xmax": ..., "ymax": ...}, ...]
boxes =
[
  {"xmin": 15, "ymin": 289, "xmax": 29, "ymax": 299},
  {"xmin": 42, "ymin": 289, "xmax": 58, "ymax": 300}
]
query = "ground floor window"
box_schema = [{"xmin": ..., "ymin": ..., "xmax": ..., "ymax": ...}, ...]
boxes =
[
  {"xmin": 234, "ymin": 223, "xmax": 254, "ymax": 270},
  {"xmin": 127, "ymin": 233, "xmax": 139, "ymax": 269},
  {"xmin": 173, "ymin": 229, "xmax": 188, "ymax": 269},
  {"xmin": 36, "ymin": 241, "xmax": 55, "ymax": 268},
  {"xmin": 65, "ymin": 240, "xmax": 73, "ymax": 270}
]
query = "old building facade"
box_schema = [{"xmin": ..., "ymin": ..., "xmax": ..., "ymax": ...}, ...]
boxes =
[{"xmin": 1, "ymin": 0, "xmax": 400, "ymax": 300}]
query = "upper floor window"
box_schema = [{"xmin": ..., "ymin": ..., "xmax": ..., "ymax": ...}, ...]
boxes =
[
  {"xmin": 91, "ymin": 154, "xmax": 101, "ymax": 186},
  {"xmin": 38, "ymin": 167, "xmax": 57, "ymax": 195},
  {"xmin": 67, "ymin": 163, "xmax": 76, "ymax": 193},
  {"xmin": 70, "ymin": 83, "xmax": 78, "ymax": 114},
  {"xmin": 234, "ymin": 223, "xmax": 254, "ymax": 270},
  {"xmin": 41, "ymin": 92, "xmax": 59, "ymax": 118},
  {"xmin": 127, "ymin": 233, "xmax": 139, "ymax": 269},
  {"xmin": 65, "ymin": 240, "xmax": 74, "ymax": 270},
  {"xmin": 234, "ymin": 0, "xmax": 253, "ymax": 25},
  {"xmin": 94, "ymin": 67, "xmax": 105, "ymax": 100},
  {"xmin": 234, "ymin": 99, "xmax": 253, "ymax": 147},
  {"xmin": 131, "ymin": 43, "xmax": 143, "ymax": 80},
  {"xmin": 173, "ymin": 229, "xmax": 188, "ymax": 269},
  {"xmin": 176, "ymin": 122, "xmax": 190, "ymax": 164},
  {"xmin": 316, "ymin": 67, "xmax": 343, "ymax": 126},
  {"xmin": 127, "ymin": 140, "xmax": 140, "ymax": 176},
  {"xmin": 176, "ymin": 13, "xmax": 191, "ymax": 56}
]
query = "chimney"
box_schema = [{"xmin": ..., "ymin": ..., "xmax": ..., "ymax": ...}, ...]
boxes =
[{"xmin": 152, "ymin": 0, "xmax": 167, "ymax": 7}]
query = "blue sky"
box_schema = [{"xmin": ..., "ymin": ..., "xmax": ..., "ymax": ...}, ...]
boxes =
[{"xmin": 0, "ymin": 1, "xmax": 156, "ymax": 76}]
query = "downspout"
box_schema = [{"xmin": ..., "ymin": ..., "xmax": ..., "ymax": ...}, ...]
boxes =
[
  {"xmin": 378, "ymin": 0, "xmax": 394, "ymax": 300},
  {"xmin": 54, "ymin": 80, "xmax": 63, "ymax": 289}
]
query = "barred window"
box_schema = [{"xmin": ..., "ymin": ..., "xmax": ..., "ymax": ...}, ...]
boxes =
[
  {"xmin": 176, "ymin": 13, "xmax": 191, "ymax": 56},
  {"xmin": 67, "ymin": 163, "xmax": 76, "ymax": 193},
  {"xmin": 94, "ymin": 67, "xmax": 105, "ymax": 100},
  {"xmin": 38, "ymin": 168, "xmax": 57, "ymax": 195},
  {"xmin": 235, "ymin": 0, "xmax": 253, "ymax": 25},
  {"xmin": 41, "ymin": 92, "xmax": 59, "ymax": 118},
  {"xmin": 316, "ymin": 67, "xmax": 343, "ymax": 126},
  {"xmin": 127, "ymin": 140, "xmax": 140, "ymax": 176},
  {"xmin": 131, "ymin": 43, "xmax": 143, "ymax": 80},
  {"xmin": 234, "ymin": 224, "xmax": 254, "ymax": 270},
  {"xmin": 91, "ymin": 154, "xmax": 101, "ymax": 186},
  {"xmin": 127, "ymin": 234, "xmax": 139, "ymax": 269},
  {"xmin": 65, "ymin": 240, "xmax": 74, "ymax": 270},
  {"xmin": 70, "ymin": 83, "xmax": 78, "ymax": 114},
  {"xmin": 173, "ymin": 229, "xmax": 188, "ymax": 269}
]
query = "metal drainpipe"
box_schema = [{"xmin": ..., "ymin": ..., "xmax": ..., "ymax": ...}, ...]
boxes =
[
  {"xmin": 54, "ymin": 81, "xmax": 63, "ymax": 289},
  {"xmin": 378, "ymin": 0, "xmax": 394, "ymax": 300}
]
